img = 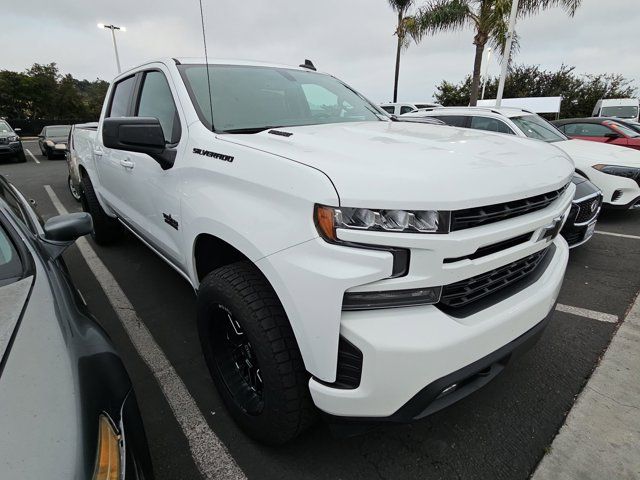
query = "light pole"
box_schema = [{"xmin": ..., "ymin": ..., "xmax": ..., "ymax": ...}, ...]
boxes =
[
  {"xmin": 98, "ymin": 23, "xmax": 126, "ymax": 74},
  {"xmin": 481, "ymin": 47, "xmax": 492, "ymax": 100},
  {"xmin": 495, "ymin": 0, "xmax": 519, "ymax": 107}
]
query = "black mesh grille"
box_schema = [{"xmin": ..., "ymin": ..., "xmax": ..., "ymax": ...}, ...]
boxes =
[
  {"xmin": 563, "ymin": 228, "xmax": 585, "ymax": 246},
  {"xmin": 439, "ymin": 248, "xmax": 550, "ymax": 309},
  {"xmin": 574, "ymin": 195, "xmax": 602, "ymax": 224},
  {"xmin": 451, "ymin": 185, "xmax": 568, "ymax": 231}
]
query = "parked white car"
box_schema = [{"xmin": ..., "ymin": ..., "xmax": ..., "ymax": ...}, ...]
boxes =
[
  {"xmin": 403, "ymin": 107, "xmax": 640, "ymax": 210},
  {"xmin": 379, "ymin": 101, "xmax": 442, "ymax": 116},
  {"xmin": 592, "ymin": 98, "xmax": 639, "ymax": 121},
  {"xmin": 66, "ymin": 122, "xmax": 98, "ymax": 201},
  {"xmin": 76, "ymin": 58, "xmax": 574, "ymax": 444}
]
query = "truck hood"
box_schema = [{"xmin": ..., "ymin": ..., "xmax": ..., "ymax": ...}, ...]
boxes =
[
  {"xmin": 220, "ymin": 121, "xmax": 574, "ymax": 209},
  {"xmin": 555, "ymin": 139, "xmax": 640, "ymax": 169}
]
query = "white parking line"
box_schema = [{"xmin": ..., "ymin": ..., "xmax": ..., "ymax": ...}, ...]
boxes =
[
  {"xmin": 556, "ymin": 303, "xmax": 618, "ymax": 323},
  {"xmin": 25, "ymin": 149, "xmax": 40, "ymax": 164},
  {"xmin": 595, "ymin": 230, "xmax": 640, "ymax": 241},
  {"xmin": 43, "ymin": 185, "xmax": 246, "ymax": 480}
]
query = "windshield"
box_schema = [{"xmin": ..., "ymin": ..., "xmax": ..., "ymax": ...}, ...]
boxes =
[
  {"xmin": 511, "ymin": 115, "xmax": 567, "ymax": 143},
  {"xmin": 46, "ymin": 126, "xmax": 70, "ymax": 137},
  {"xmin": 178, "ymin": 64, "xmax": 383, "ymax": 133},
  {"xmin": 0, "ymin": 122, "xmax": 12, "ymax": 134},
  {"xmin": 608, "ymin": 121, "xmax": 640, "ymax": 138},
  {"xmin": 600, "ymin": 105, "xmax": 638, "ymax": 119}
]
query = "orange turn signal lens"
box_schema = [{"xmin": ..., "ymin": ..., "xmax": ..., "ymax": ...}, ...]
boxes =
[
  {"xmin": 92, "ymin": 414, "xmax": 121, "ymax": 480},
  {"xmin": 315, "ymin": 205, "xmax": 337, "ymax": 241}
]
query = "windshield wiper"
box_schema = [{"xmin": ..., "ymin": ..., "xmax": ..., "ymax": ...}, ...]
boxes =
[{"xmin": 221, "ymin": 126, "xmax": 284, "ymax": 134}]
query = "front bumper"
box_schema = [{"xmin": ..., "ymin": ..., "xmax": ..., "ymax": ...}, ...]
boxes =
[
  {"xmin": 308, "ymin": 238, "xmax": 568, "ymax": 418},
  {"xmin": 0, "ymin": 142, "xmax": 23, "ymax": 156}
]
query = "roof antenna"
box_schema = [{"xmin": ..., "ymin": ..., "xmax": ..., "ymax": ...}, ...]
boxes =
[
  {"xmin": 198, "ymin": 0, "xmax": 215, "ymax": 131},
  {"xmin": 299, "ymin": 59, "xmax": 317, "ymax": 71}
]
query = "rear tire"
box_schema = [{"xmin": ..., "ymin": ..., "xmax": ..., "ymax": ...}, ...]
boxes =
[
  {"xmin": 197, "ymin": 261, "xmax": 316, "ymax": 445},
  {"xmin": 80, "ymin": 173, "xmax": 122, "ymax": 244},
  {"xmin": 68, "ymin": 175, "xmax": 82, "ymax": 202}
]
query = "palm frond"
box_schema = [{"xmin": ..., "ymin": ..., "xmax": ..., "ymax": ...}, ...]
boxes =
[
  {"xmin": 387, "ymin": 0, "xmax": 414, "ymax": 14},
  {"xmin": 407, "ymin": 0, "xmax": 473, "ymax": 42},
  {"xmin": 517, "ymin": 0, "xmax": 582, "ymax": 18}
]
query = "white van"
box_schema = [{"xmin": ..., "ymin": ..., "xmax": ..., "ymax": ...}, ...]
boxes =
[{"xmin": 592, "ymin": 98, "xmax": 639, "ymax": 121}]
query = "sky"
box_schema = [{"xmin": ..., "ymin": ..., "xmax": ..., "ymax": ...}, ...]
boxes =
[{"xmin": 4, "ymin": 0, "xmax": 639, "ymax": 103}]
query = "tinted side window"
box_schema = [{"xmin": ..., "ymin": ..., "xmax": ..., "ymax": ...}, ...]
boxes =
[
  {"xmin": 108, "ymin": 76, "xmax": 136, "ymax": 117},
  {"xmin": 563, "ymin": 123, "xmax": 611, "ymax": 137},
  {"xmin": 400, "ymin": 106, "xmax": 415, "ymax": 115},
  {"xmin": 470, "ymin": 116, "xmax": 514, "ymax": 134},
  {"xmin": 137, "ymin": 71, "xmax": 181, "ymax": 144},
  {"xmin": 381, "ymin": 106, "xmax": 395, "ymax": 114},
  {"xmin": 433, "ymin": 115, "xmax": 468, "ymax": 128}
]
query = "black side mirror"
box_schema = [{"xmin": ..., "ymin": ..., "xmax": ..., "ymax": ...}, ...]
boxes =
[
  {"xmin": 102, "ymin": 117, "xmax": 176, "ymax": 169},
  {"xmin": 604, "ymin": 132, "xmax": 621, "ymax": 140},
  {"xmin": 43, "ymin": 212, "xmax": 93, "ymax": 242}
]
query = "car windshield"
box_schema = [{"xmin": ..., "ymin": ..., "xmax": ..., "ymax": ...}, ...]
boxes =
[
  {"xmin": 46, "ymin": 126, "xmax": 70, "ymax": 137},
  {"xmin": 511, "ymin": 115, "xmax": 567, "ymax": 143},
  {"xmin": 608, "ymin": 121, "xmax": 640, "ymax": 138},
  {"xmin": 0, "ymin": 122, "xmax": 12, "ymax": 134},
  {"xmin": 178, "ymin": 64, "xmax": 384, "ymax": 133},
  {"xmin": 600, "ymin": 105, "xmax": 638, "ymax": 119}
]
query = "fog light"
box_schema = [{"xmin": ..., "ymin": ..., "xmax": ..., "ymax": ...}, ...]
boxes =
[{"xmin": 342, "ymin": 286, "xmax": 442, "ymax": 310}]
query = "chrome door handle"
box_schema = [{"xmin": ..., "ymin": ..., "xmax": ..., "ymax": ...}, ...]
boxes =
[
  {"xmin": 120, "ymin": 159, "xmax": 135, "ymax": 169},
  {"xmin": 93, "ymin": 148, "xmax": 103, "ymax": 156}
]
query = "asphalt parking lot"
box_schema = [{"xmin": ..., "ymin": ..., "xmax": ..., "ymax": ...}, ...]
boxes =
[{"xmin": 4, "ymin": 140, "xmax": 640, "ymax": 480}]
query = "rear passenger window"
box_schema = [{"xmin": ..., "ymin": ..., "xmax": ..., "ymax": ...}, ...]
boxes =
[
  {"xmin": 108, "ymin": 76, "xmax": 136, "ymax": 117},
  {"xmin": 433, "ymin": 115, "xmax": 468, "ymax": 128},
  {"xmin": 381, "ymin": 106, "xmax": 395, "ymax": 114},
  {"xmin": 470, "ymin": 116, "xmax": 514, "ymax": 134},
  {"xmin": 137, "ymin": 71, "xmax": 181, "ymax": 144},
  {"xmin": 400, "ymin": 106, "xmax": 415, "ymax": 115}
]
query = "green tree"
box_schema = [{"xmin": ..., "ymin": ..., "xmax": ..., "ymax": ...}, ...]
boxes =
[
  {"xmin": 433, "ymin": 64, "xmax": 637, "ymax": 118},
  {"xmin": 409, "ymin": 0, "xmax": 581, "ymax": 106},
  {"xmin": 388, "ymin": 0, "xmax": 415, "ymax": 102},
  {"xmin": 24, "ymin": 63, "xmax": 59, "ymax": 119}
]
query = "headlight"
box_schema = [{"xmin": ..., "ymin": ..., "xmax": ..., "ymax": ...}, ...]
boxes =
[
  {"xmin": 7, "ymin": 135, "xmax": 18, "ymax": 142},
  {"xmin": 315, "ymin": 205, "xmax": 449, "ymax": 241},
  {"xmin": 45, "ymin": 140, "xmax": 54, "ymax": 146},
  {"xmin": 593, "ymin": 164, "xmax": 640, "ymax": 180},
  {"xmin": 92, "ymin": 414, "xmax": 121, "ymax": 480},
  {"xmin": 343, "ymin": 286, "xmax": 442, "ymax": 310}
]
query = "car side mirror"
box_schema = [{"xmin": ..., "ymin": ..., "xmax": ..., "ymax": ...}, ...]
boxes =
[
  {"xmin": 102, "ymin": 117, "xmax": 176, "ymax": 169},
  {"xmin": 39, "ymin": 212, "xmax": 93, "ymax": 258},
  {"xmin": 604, "ymin": 132, "xmax": 621, "ymax": 140},
  {"xmin": 43, "ymin": 212, "xmax": 93, "ymax": 242}
]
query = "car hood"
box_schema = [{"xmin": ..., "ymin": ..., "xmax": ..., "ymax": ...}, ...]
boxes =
[
  {"xmin": 46, "ymin": 135, "xmax": 68, "ymax": 143},
  {"xmin": 220, "ymin": 121, "xmax": 574, "ymax": 209},
  {"xmin": 555, "ymin": 139, "xmax": 640, "ymax": 168},
  {"xmin": 0, "ymin": 132, "xmax": 16, "ymax": 139}
]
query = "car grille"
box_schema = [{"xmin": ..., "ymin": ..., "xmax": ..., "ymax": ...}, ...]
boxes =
[
  {"xmin": 574, "ymin": 195, "xmax": 602, "ymax": 224},
  {"xmin": 439, "ymin": 247, "xmax": 550, "ymax": 309},
  {"xmin": 450, "ymin": 185, "xmax": 568, "ymax": 231},
  {"xmin": 563, "ymin": 228, "xmax": 586, "ymax": 247}
]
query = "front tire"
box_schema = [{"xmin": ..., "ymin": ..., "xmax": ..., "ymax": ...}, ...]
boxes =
[
  {"xmin": 80, "ymin": 173, "xmax": 122, "ymax": 244},
  {"xmin": 197, "ymin": 261, "xmax": 316, "ymax": 445}
]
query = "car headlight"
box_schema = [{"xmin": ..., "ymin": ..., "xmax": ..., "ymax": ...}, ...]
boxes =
[
  {"xmin": 315, "ymin": 205, "xmax": 449, "ymax": 241},
  {"xmin": 593, "ymin": 164, "xmax": 640, "ymax": 180},
  {"xmin": 7, "ymin": 135, "xmax": 18, "ymax": 142},
  {"xmin": 45, "ymin": 140, "xmax": 54, "ymax": 146},
  {"xmin": 92, "ymin": 414, "xmax": 121, "ymax": 480}
]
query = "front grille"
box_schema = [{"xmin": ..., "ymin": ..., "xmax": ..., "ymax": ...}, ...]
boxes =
[
  {"xmin": 439, "ymin": 248, "xmax": 550, "ymax": 309},
  {"xmin": 563, "ymin": 228, "xmax": 585, "ymax": 246},
  {"xmin": 451, "ymin": 185, "xmax": 568, "ymax": 231},
  {"xmin": 574, "ymin": 195, "xmax": 602, "ymax": 224}
]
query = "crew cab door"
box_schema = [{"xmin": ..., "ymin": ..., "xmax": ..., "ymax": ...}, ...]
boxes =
[{"xmin": 97, "ymin": 66, "xmax": 187, "ymax": 271}]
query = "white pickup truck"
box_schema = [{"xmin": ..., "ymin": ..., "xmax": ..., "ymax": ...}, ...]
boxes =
[{"xmin": 75, "ymin": 57, "xmax": 575, "ymax": 444}]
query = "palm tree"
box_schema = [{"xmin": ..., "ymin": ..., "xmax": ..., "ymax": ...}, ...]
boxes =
[
  {"xmin": 388, "ymin": 0, "xmax": 415, "ymax": 102},
  {"xmin": 408, "ymin": 0, "xmax": 581, "ymax": 105}
]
